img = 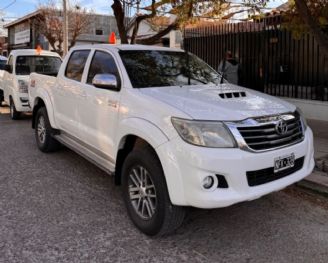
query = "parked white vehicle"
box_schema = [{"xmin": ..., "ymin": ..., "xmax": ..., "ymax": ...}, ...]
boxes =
[
  {"xmin": 0, "ymin": 55, "xmax": 8, "ymax": 106},
  {"xmin": 1, "ymin": 49, "xmax": 61, "ymax": 119},
  {"xmin": 29, "ymin": 44, "xmax": 314, "ymax": 236}
]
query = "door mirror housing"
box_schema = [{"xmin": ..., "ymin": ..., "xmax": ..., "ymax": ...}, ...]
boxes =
[{"xmin": 92, "ymin": 74, "xmax": 119, "ymax": 91}]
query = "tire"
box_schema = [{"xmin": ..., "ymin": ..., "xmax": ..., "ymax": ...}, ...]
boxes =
[
  {"xmin": 35, "ymin": 107, "xmax": 61, "ymax": 153},
  {"xmin": 122, "ymin": 146, "xmax": 185, "ymax": 236},
  {"xmin": 10, "ymin": 99, "xmax": 20, "ymax": 120}
]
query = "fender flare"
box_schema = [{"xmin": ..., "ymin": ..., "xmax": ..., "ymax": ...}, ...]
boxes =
[
  {"xmin": 32, "ymin": 90, "xmax": 57, "ymax": 129},
  {"xmin": 116, "ymin": 118, "xmax": 185, "ymax": 204},
  {"xmin": 116, "ymin": 118, "xmax": 169, "ymax": 153}
]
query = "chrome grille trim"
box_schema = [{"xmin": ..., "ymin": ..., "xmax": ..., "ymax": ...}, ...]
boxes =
[{"xmin": 226, "ymin": 112, "xmax": 305, "ymax": 153}]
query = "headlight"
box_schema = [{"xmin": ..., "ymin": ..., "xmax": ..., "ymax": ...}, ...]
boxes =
[
  {"xmin": 171, "ymin": 118, "xmax": 237, "ymax": 148},
  {"xmin": 18, "ymin": 80, "xmax": 28, "ymax": 93},
  {"xmin": 296, "ymin": 107, "xmax": 307, "ymax": 131}
]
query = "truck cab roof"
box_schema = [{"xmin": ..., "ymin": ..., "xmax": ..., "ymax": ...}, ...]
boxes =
[
  {"xmin": 8, "ymin": 49, "xmax": 61, "ymax": 58},
  {"xmin": 69, "ymin": 44, "xmax": 183, "ymax": 53}
]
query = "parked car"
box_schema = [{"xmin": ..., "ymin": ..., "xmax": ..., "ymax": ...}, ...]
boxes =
[
  {"xmin": 0, "ymin": 55, "xmax": 7, "ymax": 106},
  {"xmin": 29, "ymin": 45, "xmax": 314, "ymax": 236},
  {"xmin": 1, "ymin": 49, "xmax": 61, "ymax": 119}
]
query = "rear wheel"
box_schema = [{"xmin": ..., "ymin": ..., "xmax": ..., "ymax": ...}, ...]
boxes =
[
  {"xmin": 122, "ymin": 146, "xmax": 185, "ymax": 236},
  {"xmin": 10, "ymin": 99, "xmax": 20, "ymax": 120},
  {"xmin": 35, "ymin": 107, "xmax": 61, "ymax": 152}
]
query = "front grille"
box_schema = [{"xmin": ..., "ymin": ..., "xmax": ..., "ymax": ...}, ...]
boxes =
[
  {"xmin": 237, "ymin": 115, "xmax": 304, "ymax": 151},
  {"xmin": 246, "ymin": 157, "xmax": 304, "ymax": 187}
]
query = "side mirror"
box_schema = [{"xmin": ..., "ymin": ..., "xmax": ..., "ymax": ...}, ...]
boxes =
[
  {"xmin": 92, "ymin": 73, "xmax": 119, "ymax": 91},
  {"xmin": 4, "ymin": 64, "xmax": 12, "ymax": 73}
]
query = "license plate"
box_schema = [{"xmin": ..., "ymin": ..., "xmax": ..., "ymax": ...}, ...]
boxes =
[{"xmin": 274, "ymin": 153, "xmax": 295, "ymax": 173}]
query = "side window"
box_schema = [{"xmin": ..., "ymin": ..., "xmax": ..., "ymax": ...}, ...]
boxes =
[
  {"xmin": 65, "ymin": 50, "xmax": 90, "ymax": 82},
  {"xmin": 87, "ymin": 51, "xmax": 121, "ymax": 87}
]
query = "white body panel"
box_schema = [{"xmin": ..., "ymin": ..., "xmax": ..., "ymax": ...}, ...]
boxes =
[{"xmin": 29, "ymin": 44, "xmax": 315, "ymax": 208}]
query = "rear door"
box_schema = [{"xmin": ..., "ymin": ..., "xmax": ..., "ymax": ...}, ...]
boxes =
[
  {"xmin": 78, "ymin": 49, "xmax": 122, "ymax": 159},
  {"xmin": 53, "ymin": 49, "xmax": 90, "ymax": 137}
]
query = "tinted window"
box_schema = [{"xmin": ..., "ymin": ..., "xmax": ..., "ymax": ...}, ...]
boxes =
[
  {"xmin": 15, "ymin": 56, "xmax": 62, "ymax": 76},
  {"xmin": 87, "ymin": 51, "xmax": 120, "ymax": 86},
  {"xmin": 65, "ymin": 50, "xmax": 90, "ymax": 82},
  {"xmin": 119, "ymin": 50, "xmax": 221, "ymax": 88}
]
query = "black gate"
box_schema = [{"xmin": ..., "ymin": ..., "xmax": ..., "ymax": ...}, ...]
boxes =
[{"xmin": 184, "ymin": 16, "xmax": 328, "ymax": 101}]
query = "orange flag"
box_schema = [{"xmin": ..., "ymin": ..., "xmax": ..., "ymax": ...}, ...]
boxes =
[{"xmin": 109, "ymin": 32, "xmax": 116, "ymax": 44}]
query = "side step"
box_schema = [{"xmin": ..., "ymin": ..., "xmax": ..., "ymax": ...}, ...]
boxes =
[{"xmin": 54, "ymin": 133, "xmax": 115, "ymax": 175}]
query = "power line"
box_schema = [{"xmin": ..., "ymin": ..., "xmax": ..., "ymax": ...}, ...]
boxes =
[{"xmin": 0, "ymin": 0, "xmax": 16, "ymax": 11}]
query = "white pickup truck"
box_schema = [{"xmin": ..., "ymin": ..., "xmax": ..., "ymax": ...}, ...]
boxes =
[
  {"xmin": 29, "ymin": 44, "xmax": 314, "ymax": 236},
  {"xmin": 1, "ymin": 49, "xmax": 61, "ymax": 119}
]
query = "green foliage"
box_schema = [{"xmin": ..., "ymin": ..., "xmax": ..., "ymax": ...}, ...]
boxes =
[{"xmin": 283, "ymin": 0, "xmax": 328, "ymax": 39}]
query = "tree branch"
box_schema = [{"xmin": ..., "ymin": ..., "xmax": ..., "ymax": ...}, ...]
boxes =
[
  {"xmin": 131, "ymin": 0, "xmax": 156, "ymax": 44},
  {"xmin": 294, "ymin": 0, "xmax": 328, "ymax": 57},
  {"xmin": 139, "ymin": 22, "xmax": 178, "ymax": 45}
]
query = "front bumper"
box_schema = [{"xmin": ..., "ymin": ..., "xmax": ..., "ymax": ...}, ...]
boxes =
[
  {"xmin": 13, "ymin": 93, "xmax": 31, "ymax": 112},
  {"xmin": 157, "ymin": 128, "xmax": 314, "ymax": 208}
]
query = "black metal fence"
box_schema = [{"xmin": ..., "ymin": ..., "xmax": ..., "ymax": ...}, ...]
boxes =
[{"xmin": 184, "ymin": 16, "xmax": 328, "ymax": 101}]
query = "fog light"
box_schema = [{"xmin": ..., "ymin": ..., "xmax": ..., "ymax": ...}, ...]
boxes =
[{"xmin": 202, "ymin": 176, "xmax": 214, "ymax": 189}]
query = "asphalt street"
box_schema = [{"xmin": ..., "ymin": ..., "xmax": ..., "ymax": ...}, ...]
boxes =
[{"xmin": 0, "ymin": 107, "xmax": 328, "ymax": 263}]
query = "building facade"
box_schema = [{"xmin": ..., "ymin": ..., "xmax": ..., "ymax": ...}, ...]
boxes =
[{"xmin": 4, "ymin": 10, "xmax": 118, "ymax": 53}]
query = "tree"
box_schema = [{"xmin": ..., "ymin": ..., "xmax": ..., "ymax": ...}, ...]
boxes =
[
  {"xmin": 283, "ymin": 0, "xmax": 328, "ymax": 57},
  {"xmin": 111, "ymin": 0, "xmax": 270, "ymax": 45},
  {"xmin": 36, "ymin": 1, "xmax": 92, "ymax": 55},
  {"xmin": 294, "ymin": 0, "xmax": 328, "ymax": 57}
]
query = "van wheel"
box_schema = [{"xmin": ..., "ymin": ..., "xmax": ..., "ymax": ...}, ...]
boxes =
[
  {"xmin": 35, "ymin": 107, "xmax": 61, "ymax": 152},
  {"xmin": 122, "ymin": 146, "xmax": 185, "ymax": 236},
  {"xmin": 10, "ymin": 99, "xmax": 20, "ymax": 120}
]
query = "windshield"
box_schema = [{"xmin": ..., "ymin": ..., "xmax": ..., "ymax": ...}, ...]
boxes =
[
  {"xmin": 119, "ymin": 50, "xmax": 221, "ymax": 88},
  {"xmin": 15, "ymin": 56, "xmax": 62, "ymax": 76}
]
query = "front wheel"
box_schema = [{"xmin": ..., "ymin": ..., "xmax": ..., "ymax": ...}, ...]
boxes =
[
  {"xmin": 122, "ymin": 146, "xmax": 185, "ymax": 236},
  {"xmin": 10, "ymin": 99, "xmax": 20, "ymax": 120},
  {"xmin": 35, "ymin": 107, "xmax": 61, "ymax": 152}
]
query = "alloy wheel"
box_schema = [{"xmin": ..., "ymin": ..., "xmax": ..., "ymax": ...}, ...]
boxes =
[
  {"xmin": 128, "ymin": 165, "xmax": 157, "ymax": 220},
  {"xmin": 37, "ymin": 116, "xmax": 46, "ymax": 144}
]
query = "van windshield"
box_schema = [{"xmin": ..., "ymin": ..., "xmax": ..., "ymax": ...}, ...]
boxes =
[
  {"xmin": 119, "ymin": 50, "xmax": 221, "ymax": 88},
  {"xmin": 15, "ymin": 56, "xmax": 62, "ymax": 76}
]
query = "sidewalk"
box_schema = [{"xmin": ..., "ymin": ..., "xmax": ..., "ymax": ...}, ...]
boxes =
[{"xmin": 298, "ymin": 119, "xmax": 328, "ymax": 196}]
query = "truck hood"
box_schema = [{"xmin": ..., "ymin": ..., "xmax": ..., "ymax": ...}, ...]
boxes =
[{"xmin": 139, "ymin": 84, "xmax": 295, "ymax": 121}]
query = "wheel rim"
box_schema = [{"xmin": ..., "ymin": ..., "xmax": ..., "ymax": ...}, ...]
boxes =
[
  {"xmin": 128, "ymin": 165, "xmax": 157, "ymax": 220},
  {"xmin": 37, "ymin": 116, "xmax": 46, "ymax": 144}
]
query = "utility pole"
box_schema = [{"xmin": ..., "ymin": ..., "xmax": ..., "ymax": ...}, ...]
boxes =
[{"xmin": 63, "ymin": 0, "xmax": 68, "ymax": 56}]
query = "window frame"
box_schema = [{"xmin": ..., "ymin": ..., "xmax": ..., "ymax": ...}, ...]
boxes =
[
  {"xmin": 64, "ymin": 49, "xmax": 91, "ymax": 83},
  {"xmin": 85, "ymin": 49, "xmax": 122, "ymax": 91}
]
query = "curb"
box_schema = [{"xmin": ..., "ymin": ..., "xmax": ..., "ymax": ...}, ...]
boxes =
[{"xmin": 297, "ymin": 171, "xmax": 328, "ymax": 198}]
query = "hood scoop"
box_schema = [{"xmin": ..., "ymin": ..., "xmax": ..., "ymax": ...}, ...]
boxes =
[{"xmin": 218, "ymin": 91, "xmax": 247, "ymax": 99}]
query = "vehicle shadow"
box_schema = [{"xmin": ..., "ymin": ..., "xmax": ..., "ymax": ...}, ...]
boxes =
[{"xmin": 0, "ymin": 105, "xmax": 32, "ymax": 120}]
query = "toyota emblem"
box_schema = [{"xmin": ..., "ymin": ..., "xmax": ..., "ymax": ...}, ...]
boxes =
[{"xmin": 275, "ymin": 119, "xmax": 288, "ymax": 135}]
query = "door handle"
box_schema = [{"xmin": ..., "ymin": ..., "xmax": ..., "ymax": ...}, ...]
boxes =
[{"xmin": 107, "ymin": 99, "xmax": 118, "ymax": 108}]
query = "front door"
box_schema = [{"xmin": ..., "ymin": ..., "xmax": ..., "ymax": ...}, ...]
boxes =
[{"xmin": 78, "ymin": 49, "xmax": 122, "ymax": 160}]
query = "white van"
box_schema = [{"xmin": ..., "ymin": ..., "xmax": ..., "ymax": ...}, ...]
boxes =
[{"xmin": 2, "ymin": 49, "xmax": 61, "ymax": 119}]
